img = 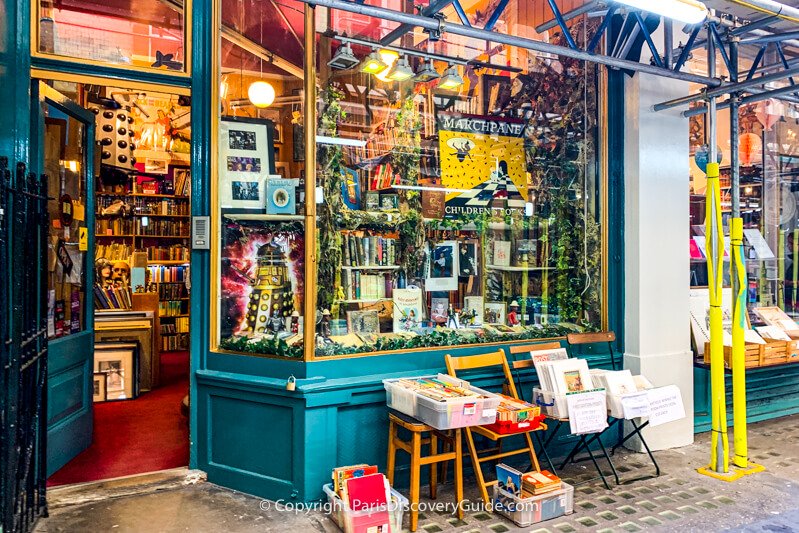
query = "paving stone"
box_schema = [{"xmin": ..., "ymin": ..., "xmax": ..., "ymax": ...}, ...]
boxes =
[
  {"xmin": 595, "ymin": 528, "xmax": 615, "ymax": 533},
  {"xmin": 691, "ymin": 487, "xmax": 711, "ymax": 495},
  {"xmin": 673, "ymin": 491, "xmax": 694, "ymax": 500},
  {"xmin": 659, "ymin": 511, "xmax": 681, "ymax": 521},
  {"xmin": 653, "ymin": 495, "xmax": 675, "ymax": 504},
  {"xmin": 714, "ymin": 496, "xmax": 736, "ymax": 505},
  {"xmin": 577, "ymin": 501, "xmax": 597, "ymax": 510},
  {"xmin": 617, "ymin": 506, "xmax": 637, "ymax": 516},
  {"xmin": 637, "ymin": 500, "xmax": 658, "ymax": 511},
  {"xmin": 576, "ymin": 517, "xmax": 599, "ymax": 527},
  {"xmin": 639, "ymin": 516, "xmax": 663, "ymax": 526},
  {"xmin": 677, "ymin": 506, "xmax": 700, "ymax": 515},
  {"xmin": 423, "ymin": 525, "xmax": 443, "ymax": 532},
  {"xmin": 696, "ymin": 500, "xmax": 719, "ymax": 509},
  {"xmin": 487, "ymin": 524, "xmax": 510, "ymax": 533},
  {"xmin": 553, "ymin": 523, "xmax": 577, "ymax": 533},
  {"xmin": 618, "ymin": 522, "xmax": 642, "ymax": 532},
  {"xmin": 598, "ymin": 511, "xmax": 619, "ymax": 521},
  {"xmin": 598, "ymin": 496, "xmax": 617, "ymax": 505},
  {"xmin": 616, "ymin": 492, "xmax": 636, "ymax": 500},
  {"xmin": 530, "ymin": 528, "xmax": 552, "ymax": 533}
]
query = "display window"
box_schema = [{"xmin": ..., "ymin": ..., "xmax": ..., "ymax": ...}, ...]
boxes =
[
  {"xmin": 212, "ymin": 0, "xmax": 606, "ymax": 359},
  {"xmin": 34, "ymin": 0, "xmax": 190, "ymax": 74},
  {"xmin": 689, "ymin": 101, "xmax": 799, "ymax": 323}
]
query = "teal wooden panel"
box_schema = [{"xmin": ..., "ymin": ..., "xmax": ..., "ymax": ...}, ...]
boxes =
[
  {"xmin": 47, "ymin": 365, "xmax": 86, "ymax": 426},
  {"xmin": 694, "ymin": 364, "xmax": 799, "ymax": 433},
  {"xmin": 210, "ymin": 395, "xmax": 293, "ymax": 480}
]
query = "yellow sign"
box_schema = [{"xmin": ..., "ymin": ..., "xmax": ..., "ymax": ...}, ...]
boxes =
[
  {"xmin": 437, "ymin": 113, "xmax": 527, "ymax": 218},
  {"xmin": 78, "ymin": 227, "xmax": 88, "ymax": 251}
]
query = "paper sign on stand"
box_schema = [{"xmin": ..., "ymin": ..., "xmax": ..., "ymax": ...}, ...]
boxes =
[
  {"xmin": 566, "ymin": 390, "xmax": 608, "ymax": 435},
  {"xmin": 647, "ymin": 385, "xmax": 685, "ymax": 427},
  {"xmin": 620, "ymin": 391, "xmax": 651, "ymax": 419}
]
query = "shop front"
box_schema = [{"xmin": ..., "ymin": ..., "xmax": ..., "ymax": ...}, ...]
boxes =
[{"xmin": 6, "ymin": 0, "xmax": 799, "ymax": 518}]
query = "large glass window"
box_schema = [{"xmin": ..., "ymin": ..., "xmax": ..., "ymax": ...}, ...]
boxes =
[
  {"xmin": 214, "ymin": 0, "xmax": 307, "ymax": 358},
  {"xmin": 313, "ymin": 1, "xmax": 603, "ymax": 357},
  {"xmin": 35, "ymin": 0, "xmax": 188, "ymax": 72}
]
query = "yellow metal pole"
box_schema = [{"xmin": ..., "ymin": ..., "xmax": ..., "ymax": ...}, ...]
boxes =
[
  {"xmin": 705, "ymin": 162, "xmax": 730, "ymax": 475},
  {"xmin": 730, "ymin": 218, "xmax": 748, "ymax": 468}
]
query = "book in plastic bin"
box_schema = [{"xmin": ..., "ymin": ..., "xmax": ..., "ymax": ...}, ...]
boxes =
[
  {"xmin": 333, "ymin": 464, "xmax": 378, "ymax": 497},
  {"xmin": 344, "ymin": 473, "xmax": 392, "ymax": 533},
  {"xmin": 496, "ymin": 463, "xmax": 523, "ymax": 497}
]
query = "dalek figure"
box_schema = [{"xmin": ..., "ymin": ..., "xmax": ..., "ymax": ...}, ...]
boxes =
[{"xmin": 245, "ymin": 243, "xmax": 294, "ymax": 334}]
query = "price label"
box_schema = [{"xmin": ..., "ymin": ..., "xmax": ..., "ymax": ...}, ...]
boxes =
[{"xmin": 463, "ymin": 403, "xmax": 476, "ymax": 416}]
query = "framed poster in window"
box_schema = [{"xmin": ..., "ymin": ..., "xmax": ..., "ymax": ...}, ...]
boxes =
[{"xmin": 219, "ymin": 117, "xmax": 276, "ymax": 211}]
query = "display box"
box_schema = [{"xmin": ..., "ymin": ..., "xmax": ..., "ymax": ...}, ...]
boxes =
[
  {"xmin": 383, "ymin": 374, "xmax": 501, "ymax": 430},
  {"xmin": 492, "ymin": 482, "xmax": 574, "ymax": 527},
  {"xmin": 483, "ymin": 417, "xmax": 543, "ymax": 435},
  {"xmin": 703, "ymin": 340, "xmax": 799, "ymax": 368},
  {"xmin": 323, "ymin": 483, "xmax": 407, "ymax": 533}
]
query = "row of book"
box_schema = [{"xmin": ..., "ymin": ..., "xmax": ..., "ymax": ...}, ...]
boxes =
[
  {"xmin": 157, "ymin": 283, "xmax": 186, "ymax": 300},
  {"xmin": 161, "ymin": 317, "xmax": 190, "ymax": 334},
  {"xmin": 173, "ymin": 169, "xmax": 191, "ymax": 197},
  {"xmin": 93, "ymin": 284, "xmax": 132, "ymax": 310},
  {"xmin": 134, "ymin": 197, "xmax": 190, "ymax": 216},
  {"xmin": 342, "ymin": 271, "xmax": 391, "ymax": 301},
  {"xmin": 147, "ymin": 265, "xmax": 188, "ymax": 283},
  {"xmin": 158, "ymin": 300, "xmax": 185, "ymax": 317},
  {"xmin": 145, "ymin": 245, "xmax": 190, "ymax": 262},
  {"xmin": 495, "ymin": 393, "xmax": 541, "ymax": 423},
  {"xmin": 393, "ymin": 376, "xmax": 483, "ymax": 402},
  {"xmin": 136, "ymin": 219, "xmax": 190, "ymax": 236},
  {"xmin": 368, "ymin": 162, "xmax": 400, "ymax": 191},
  {"xmin": 97, "ymin": 218, "xmax": 134, "ymax": 235},
  {"xmin": 95, "ymin": 243, "xmax": 132, "ymax": 262},
  {"xmin": 161, "ymin": 332, "xmax": 189, "ymax": 351},
  {"xmin": 341, "ymin": 234, "xmax": 398, "ymax": 267}
]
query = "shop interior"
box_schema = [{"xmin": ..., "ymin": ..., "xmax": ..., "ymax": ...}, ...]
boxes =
[{"xmin": 38, "ymin": 0, "xmax": 305, "ymax": 484}]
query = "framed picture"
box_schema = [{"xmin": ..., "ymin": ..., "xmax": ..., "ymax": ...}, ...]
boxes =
[
  {"xmin": 485, "ymin": 302, "xmax": 506, "ymax": 325},
  {"xmin": 219, "ymin": 117, "xmax": 275, "ymax": 211},
  {"xmin": 365, "ymin": 191, "xmax": 381, "ymax": 211},
  {"xmin": 274, "ymin": 123, "xmax": 284, "ymax": 144},
  {"xmin": 459, "ymin": 241, "xmax": 479, "ymax": 276},
  {"xmin": 426, "ymin": 241, "xmax": 459, "ymax": 291},
  {"xmin": 275, "ymin": 162, "xmax": 289, "ymax": 179},
  {"xmin": 381, "ymin": 194, "xmax": 399, "ymax": 210},
  {"xmin": 430, "ymin": 297, "xmax": 449, "ymax": 323},
  {"xmin": 347, "ymin": 310, "xmax": 380, "ymax": 334},
  {"xmin": 92, "ymin": 372, "xmax": 107, "ymax": 403},
  {"xmin": 464, "ymin": 296, "xmax": 484, "ymax": 326},
  {"xmin": 94, "ymin": 348, "xmax": 135, "ymax": 400},
  {"xmin": 144, "ymin": 158, "xmax": 168, "ymax": 175}
]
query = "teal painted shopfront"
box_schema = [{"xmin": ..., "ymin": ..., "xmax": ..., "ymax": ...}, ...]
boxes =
[{"xmin": 3, "ymin": 0, "xmax": 799, "ymax": 513}]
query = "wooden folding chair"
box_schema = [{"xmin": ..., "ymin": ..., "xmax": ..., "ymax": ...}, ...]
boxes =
[
  {"xmin": 508, "ymin": 342, "xmax": 563, "ymax": 473},
  {"xmin": 445, "ymin": 349, "xmax": 546, "ymax": 505},
  {"xmin": 566, "ymin": 331, "xmax": 617, "ymax": 369}
]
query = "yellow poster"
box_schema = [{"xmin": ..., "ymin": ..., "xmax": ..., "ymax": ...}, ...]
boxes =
[{"xmin": 438, "ymin": 113, "xmax": 527, "ymax": 218}]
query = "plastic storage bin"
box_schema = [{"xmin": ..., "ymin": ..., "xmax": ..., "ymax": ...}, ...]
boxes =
[
  {"xmin": 532, "ymin": 388, "xmax": 569, "ymax": 419},
  {"xmin": 323, "ymin": 483, "xmax": 407, "ymax": 533},
  {"xmin": 492, "ymin": 482, "xmax": 574, "ymax": 527},
  {"xmin": 383, "ymin": 374, "xmax": 501, "ymax": 430}
]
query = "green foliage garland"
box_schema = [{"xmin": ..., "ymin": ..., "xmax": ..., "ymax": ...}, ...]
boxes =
[{"xmin": 317, "ymin": 85, "xmax": 346, "ymax": 310}]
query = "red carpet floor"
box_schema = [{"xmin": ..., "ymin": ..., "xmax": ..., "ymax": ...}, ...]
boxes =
[{"xmin": 47, "ymin": 351, "xmax": 190, "ymax": 486}]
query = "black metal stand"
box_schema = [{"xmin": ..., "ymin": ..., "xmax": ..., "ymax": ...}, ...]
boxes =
[{"xmin": 609, "ymin": 417, "xmax": 661, "ymax": 483}]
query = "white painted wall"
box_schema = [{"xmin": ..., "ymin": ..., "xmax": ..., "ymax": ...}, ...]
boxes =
[{"xmin": 624, "ymin": 72, "xmax": 695, "ymax": 450}]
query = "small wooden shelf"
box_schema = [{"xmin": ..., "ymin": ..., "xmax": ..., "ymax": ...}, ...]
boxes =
[
  {"xmin": 339, "ymin": 298, "xmax": 391, "ymax": 304},
  {"xmin": 160, "ymin": 313, "xmax": 190, "ymax": 318},
  {"xmin": 96, "ymin": 234, "xmax": 135, "ymax": 237},
  {"xmin": 486, "ymin": 264, "xmax": 553, "ymax": 272},
  {"xmin": 341, "ymin": 265, "xmax": 400, "ymax": 270},
  {"xmin": 134, "ymin": 214, "xmax": 191, "ymax": 218}
]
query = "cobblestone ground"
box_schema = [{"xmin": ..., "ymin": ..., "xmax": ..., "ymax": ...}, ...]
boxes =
[{"xmin": 38, "ymin": 416, "xmax": 799, "ymax": 533}]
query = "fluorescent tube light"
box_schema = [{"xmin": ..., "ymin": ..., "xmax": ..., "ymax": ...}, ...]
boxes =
[
  {"xmin": 615, "ymin": 0, "xmax": 707, "ymax": 25},
  {"xmin": 315, "ymin": 135, "xmax": 368, "ymax": 147}
]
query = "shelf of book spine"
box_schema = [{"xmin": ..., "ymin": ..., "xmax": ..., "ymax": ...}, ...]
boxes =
[
  {"xmin": 340, "ymin": 232, "xmax": 399, "ymax": 303},
  {"xmin": 149, "ymin": 264, "xmax": 190, "ymax": 351}
]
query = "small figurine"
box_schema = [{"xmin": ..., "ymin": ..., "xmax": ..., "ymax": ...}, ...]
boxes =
[
  {"xmin": 290, "ymin": 310, "xmax": 300, "ymax": 334},
  {"xmin": 507, "ymin": 300, "xmax": 521, "ymax": 326},
  {"xmin": 319, "ymin": 308, "xmax": 332, "ymax": 338},
  {"xmin": 336, "ymin": 286, "xmax": 346, "ymax": 302},
  {"xmin": 447, "ymin": 303, "xmax": 459, "ymax": 329},
  {"xmin": 268, "ymin": 309, "xmax": 286, "ymax": 335}
]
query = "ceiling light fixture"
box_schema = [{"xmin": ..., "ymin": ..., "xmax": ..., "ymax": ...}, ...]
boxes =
[
  {"xmin": 387, "ymin": 56, "xmax": 414, "ymax": 82},
  {"xmin": 614, "ymin": 0, "xmax": 707, "ymax": 25},
  {"xmin": 248, "ymin": 81, "xmax": 275, "ymax": 108},
  {"xmin": 360, "ymin": 50, "xmax": 388, "ymax": 74},
  {"xmin": 374, "ymin": 49, "xmax": 400, "ymax": 82},
  {"xmin": 438, "ymin": 65, "xmax": 464, "ymax": 91},
  {"xmin": 327, "ymin": 42, "xmax": 359, "ymax": 70},
  {"xmin": 414, "ymin": 59, "xmax": 440, "ymax": 82}
]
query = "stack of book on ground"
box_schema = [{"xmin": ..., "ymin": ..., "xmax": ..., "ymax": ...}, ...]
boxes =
[
  {"xmin": 383, "ymin": 374, "xmax": 501, "ymax": 430},
  {"xmin": 484, "ymin": 394, "xmax": 546, "ymax": 434},
  {"xmin": 323, "ymin": 464, "xmax": 407, "ymax": 533},
  {"xmin": 493, "ymin": 464, "xmax": 573, "ymax": 527}
]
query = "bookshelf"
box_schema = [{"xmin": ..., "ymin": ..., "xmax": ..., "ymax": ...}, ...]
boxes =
[{"xmin": 95, "ymin": 168, "xmax": 192, "ymax": 353}]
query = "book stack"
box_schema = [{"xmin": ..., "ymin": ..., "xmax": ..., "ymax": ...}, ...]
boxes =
[
  {"xmin": 158, "ymin": 300, "xmax": 184, "ymax": 317},
  {"xmin": 158, "ymin": 283, "xmax": 185, "ymax": 300},
  {"xmin": 394, "ymin": 376, "xmax": 484, "ymax": 402},
  {"xmin": 496, "ymin": 463, "xmax": 561, "ymax": 498},
  {"xmin": 342, "ymin": 272, "xmax": 390, "ymax": 301},
  {"xmin": 136, "ymin": 218, "xmax": 189, "ymax": 236},
  {"xmin": 341, "ymin": 234, "xmax": 398, "ymax": 267},
  {"xmin": 93, "ymin": 284, "xmax": 132, "ymax": 310},
  {"xmin": 533, "ymin": 358, "xmax": 594, "ymax": 395},
  {"xmin": 135, "ymin": 197, "xmax": 189, "ymax": 215},
  {"xmin": 332, "ymin": 464, "xmax": 379, "ymax": 500},
  {"xmin": 96, "ymin": 218, "xmax": 134, "ymax": 235},
  {"xmin": 173, "ymin": 170, "xmax": 191, "ymax": 196},
  {"xmin": 495, "ymin": 394, "xmax": 541, "ymax": 423}
]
